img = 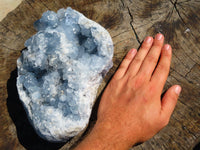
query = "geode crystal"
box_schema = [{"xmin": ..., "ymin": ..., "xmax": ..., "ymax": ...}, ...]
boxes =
[{"xmin": 17, "ymin": 7, "xmax": 113, "ymax": 142}]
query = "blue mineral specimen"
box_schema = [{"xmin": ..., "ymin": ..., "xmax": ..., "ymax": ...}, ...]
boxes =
[{"xmin": 17, "ymin": 7, "xmax": 113, "ymax": 142}]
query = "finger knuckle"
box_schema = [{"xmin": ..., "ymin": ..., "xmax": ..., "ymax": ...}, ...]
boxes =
[
  {"xmin": 118, "ymin": 59, "xmax": 130, "ymax": 70},
  {"xmin": 127, "ymin": 75, "xmax": 145, "ymax": 89},
  {"xmin": 141, "ymin": 43, "xmax": 151, "ymax": 49},
  {"xmin": 119, "ymin": 63, "xmax": 127, "ymax": 70},
  {"xmin": 125, "ymin": 54, "xmax": 133, "ymax": 61},
  {"xmin": 113, "ymin": 69, "xmax": 122, "ymax": 80},
  {"xmin": 133, "ymin": 57, "xmax": 142, "ymax": 64},
  {"xmin": 153, "ymin": 43, "xmax": 163, "ymax": 48},
  {"xmin": 157, "ymin": 63, "xmax": 168, "ymax": 71},
  {"xmin": 147, "ymin": 55, "xmax": 157, "ymax": 64},
  {"xmin": 148, "ymin": 84, "xmax": 157, "ymax": 95},
  {"xmin": 109, "ymin": 79, "xmax": 118, "ymax": 89}
]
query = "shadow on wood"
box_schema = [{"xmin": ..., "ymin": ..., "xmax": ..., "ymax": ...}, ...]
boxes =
[
  {"xmin": 193, "ymin": 142, "xmax": 200, "ymax": 150},
  {"xmin": 6, "ymin": 68, "xmax": 66, "ymax": 150}
]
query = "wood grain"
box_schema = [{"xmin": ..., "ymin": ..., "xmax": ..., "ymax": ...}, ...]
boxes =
[{"xmin": 0, "ymin": 0, "xmax": 199, "ymax": 149}]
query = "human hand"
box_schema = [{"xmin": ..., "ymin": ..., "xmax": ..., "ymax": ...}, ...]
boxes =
[{"xmin": 75, "ymin": 33, "xmax": 181, "ymax": 150}]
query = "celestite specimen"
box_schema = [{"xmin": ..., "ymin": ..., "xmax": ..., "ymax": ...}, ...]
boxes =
[{"xmin": 17, "ymin": 7, "xmax": 113, "ymax": 142}]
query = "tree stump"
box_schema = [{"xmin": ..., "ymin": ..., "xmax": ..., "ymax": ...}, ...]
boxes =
[{"xmin": 0, "ymin": 0, "xmax": 199, "ymax": 149}]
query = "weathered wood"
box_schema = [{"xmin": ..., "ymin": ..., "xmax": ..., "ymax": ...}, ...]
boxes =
[{"xmin": 0, "ymin": 0, "xmax": 199, "ymax": 149}]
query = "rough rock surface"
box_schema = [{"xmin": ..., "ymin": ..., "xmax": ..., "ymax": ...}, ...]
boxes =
[{"xmin": 16, "ymin": 7, "xmax": 113, "ymax": 142}]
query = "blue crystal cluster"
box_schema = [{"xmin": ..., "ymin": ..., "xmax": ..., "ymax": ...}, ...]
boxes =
[{"xmin": 17, "ymin": 7, "xmax": 113, "ymax": 142}]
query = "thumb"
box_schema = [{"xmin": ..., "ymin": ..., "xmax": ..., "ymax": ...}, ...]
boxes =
[{"xmin": 161, "ymin": 85, "xmax": 181, "ymax": 119}]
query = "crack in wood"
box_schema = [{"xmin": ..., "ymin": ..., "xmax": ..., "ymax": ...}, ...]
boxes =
[
  {"xmin": 127, "ymin": 6, "xmax": 141, "ymax": 44},
  {"xmin": 167, "ymin": 72, "xmax": 199, "ymax": 110},
  {"xmin": 0, "ymin": 23, "xmax": 25, "ymax": 41},
  {"xmin": 39, "ymin": 0, "xmax": 51, "ymax": 10},
  {"xmin": 24, "ymin": 0, "xmax": 41, "ymax": 19},
  {"xmin": 170, "ymin": 68, "xmax": 196, "ymax": 84},
  {"xmin": 118, "ymin": 0, "xmax": 141, "ymax": 44},
  {"xmin": 0, "ymin": 45, "xmax": 17, "ymax": 52},
  {"xmin": 58, "ymin": 0, "xmax": 68, "ymax": 8},
  {"xmin": 113, "ymin": 38, "xmax": 131, "ymax": 46},
  {"xmin": 182, "ymin": 46, "xmax": 199, "ymax": 65},
  {"xmin": 171, "ymin": 52, "xmax": 192, "ymax": 75},
  {"xmin": 112, "ymin": 30, "xmax": 131, "ymax": 38},
  {"xmin": 169, "ymin": 0, "xmax": 187, "ymax": 26},
  {"xmin": 120, "ymin": 0, "xmax": 125, "ymax": 8},
  {"xmin": 24, "ymin": 0, "xmax": 34, "ymax": 9},
  {"xmin": 185, "ymin": 63, "xmax": 196, "ymax": 77},
  {"xmin": 177, "ymin": 3, "xmax": 200, "ymax": 39}
]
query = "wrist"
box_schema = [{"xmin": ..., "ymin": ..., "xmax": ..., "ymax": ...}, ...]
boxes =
[
  {"xmin": 75, "ymin": 121, "xmax": 136, "ymax": 150},
  {"xmin": 95, "ymin": 121, "xmax": 137, "ymax": 149}
]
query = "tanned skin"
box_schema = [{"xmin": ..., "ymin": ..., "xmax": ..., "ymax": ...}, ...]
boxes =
[{"xmin": 74, "ymin": 33, "xmax": 181, "ymax": 150}]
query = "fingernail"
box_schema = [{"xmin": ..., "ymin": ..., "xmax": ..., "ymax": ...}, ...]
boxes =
[
  {"xmin": 164, "ymin": 44, "xmax": 170, "ymax": 51},
  {"xmin": 144, "ymin": 36, "xmax": 152, "ymax": 43},
  {"xmin": 130, "ymin": 48, "xmax": 137, "ymax": 56},
  {"xmin": 155, "ymin": 33, "xmax": 163, "ymax": 40},
  {"xmin": 175, "ymin": 85, "xmax": 181, "ymax": 96}
]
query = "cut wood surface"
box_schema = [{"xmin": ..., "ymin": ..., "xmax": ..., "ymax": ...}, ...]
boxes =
[{"xmin": 0, "ymin": 0, "xmax": 200, "ymax": 149}]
